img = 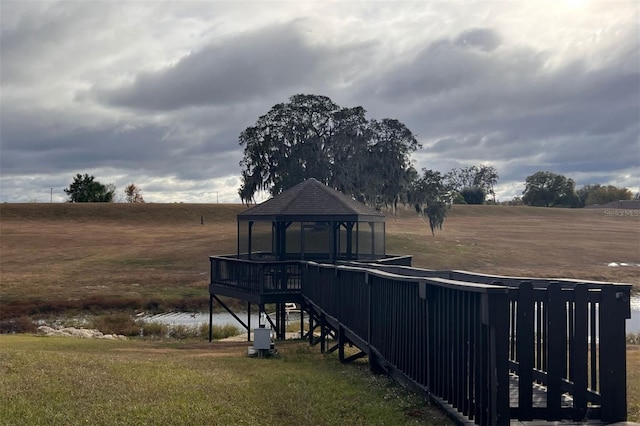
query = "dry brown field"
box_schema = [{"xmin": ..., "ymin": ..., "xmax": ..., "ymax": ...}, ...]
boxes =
[
  {"xmin": 1, "ymin": 202, "xmax": 638, "ymax": 320},
  {"xmin": 386, "ymin": 204, "xmax": 640, "ymax": 286}
]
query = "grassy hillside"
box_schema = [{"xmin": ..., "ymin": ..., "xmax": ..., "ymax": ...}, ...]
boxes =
[
  {"xmin": 386, "ymin": 204, "xmax": 640, "ymax": 285},
  {"xmin": 1, "ymin": 203, "xmax": 638, "ymax": 319},
  {"xmin": 0, "ymin": 202, "xmax": 244, "ymax": 223}
]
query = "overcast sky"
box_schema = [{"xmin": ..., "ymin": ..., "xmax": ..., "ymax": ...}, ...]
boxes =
[{"xmin": 1, "ymin": 1, "xmax": 638, "ymax": 203}]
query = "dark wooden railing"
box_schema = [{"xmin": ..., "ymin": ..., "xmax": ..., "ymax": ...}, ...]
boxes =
[
  {"xmin": 302, "ymin": 262, "xmax": 512, "ymax": 425},
  {"xmin": 505, "ymin": 281, "xmax": 630, "ymax": 423},
  {"xmin": 301, "ymin": 262, "xmax": 631, "ymax": 425},
  {"xmin": 209, "ymin": 257, "xmax": 631, "ymax": 424},
  {"xmin": 209, "ymin": 255, "xmax": 301, "ymax": 295},
  {"xmin": 345, "ymin": 264, "xmax": 632, "ymax": 422}
]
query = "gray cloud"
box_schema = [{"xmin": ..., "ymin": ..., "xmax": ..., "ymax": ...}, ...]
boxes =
[
  {"xmin": 1, "ymin": 2, "xmax": 119, "ymax": 86},
  {"xmin": 354, "ymin": 26, "xmax": 639, "ymax": 193},
  {"xmin": 1, "ymin": 2, "xmax": 638, "ymax": 203},
  {"xmin": 454, "ymin": 28, "xmax": 502, "ymax": 52},
  {"xmin": 92, "ymin": 23, "xmax": 336, "ymax": 111}
]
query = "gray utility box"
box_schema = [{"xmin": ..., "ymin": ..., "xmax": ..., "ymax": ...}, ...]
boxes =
[{"xmin": 253, "ymin": 328, "xmax": 272, "ymax": 350}]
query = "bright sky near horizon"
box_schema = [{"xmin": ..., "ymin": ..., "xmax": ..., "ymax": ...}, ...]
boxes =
[{"xmin": 1, "ymin": 1, "xmax": 638, "ymax": 203}]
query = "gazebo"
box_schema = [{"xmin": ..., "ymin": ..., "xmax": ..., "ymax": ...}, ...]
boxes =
[
  {"xmin": 237, "ymin": 178, "xmax": 386, "ymax": 262},
  {"xmin": 209, "ymin": 178, "xmax": 399, "ymax": 340}
]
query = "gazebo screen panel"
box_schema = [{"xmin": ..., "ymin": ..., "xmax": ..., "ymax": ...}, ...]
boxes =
[
  {"xmin": 374, "ymin": 222, "xmax": 385, "ymax": 256},
  {"xmin": 357, "ymin": 221, "xmax": 385, "ymax": 259},
  {"xmin": 238, "ymin": 221, "xmax": 248, "ymax": 256},
  {"xmin": 285, "ymin": 222, "xmax": 302, "ymax": 257},
  {"xmin": 338, "ymin": 224, "xmax": 349, "ymax": 258},
  {"xmin": 301, "ymin": 221, "xmax": 332, "ymax": 261},
  {"xmin": 252, "ymin": 221, "xmax": 275, "ymax": 258},
  {"xmin": 357, "ymin": 222, "xmax": 371, "ymax": 257}
]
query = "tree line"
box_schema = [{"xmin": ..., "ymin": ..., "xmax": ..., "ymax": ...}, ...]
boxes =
[
  {"xmin": 238, "ymin": 94, "xmax": 636, "ymax": 234},
  {"xmin": 63, "ymin": 94, "xmax": 635, "ymax": 234},
  {"xmin": 519, "ymin": 171, "xmax": 635, "ymax": 208},
  {"xmin": 64, "ymin": 174, "xmax": 144, "ymax": 203}
]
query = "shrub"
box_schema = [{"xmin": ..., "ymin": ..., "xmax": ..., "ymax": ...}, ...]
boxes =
[
  {"xmin": 451, "ymin": 192, "xmax": 467, "ymax": 204},
  {"xmin": 0, "ymin": 317, "xmax": 37, "ymax": 334},
  {"xmin": 212, "ymin": 324, "xmax": 242, "ymax": 340},
  {"xmin": 460, "ymin": 186, "xmax": 486, "ymax": 204},
  {"xmin": 167, "ymin": 325, "xmax": 194, "ymax": 340},
  {"xmin": 90, "ymin": 313, "xmax": 140, "ymax": 336},
  {"xmin": 140, "ymin": 321, "xmax": 168, "ymax": 339}
]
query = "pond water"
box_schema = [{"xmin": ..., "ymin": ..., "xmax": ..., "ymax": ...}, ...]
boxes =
[
  {"xmin": 629, "ymin": 295, "xmax": 640, "ymax": 333},
  {"xmin": 144, "ymin": 312, "xmax": 260, "ymax": 328},
  {"xmin": 146, "ymin": 296, "xmax": 640, "ymax": 334},
  {"xmin": 143, "ymin": 311, "xmax": 306, "ymax": 329}
]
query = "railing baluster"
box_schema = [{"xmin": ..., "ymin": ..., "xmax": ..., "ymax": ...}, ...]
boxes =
[
  {"xmin": 517, "ymin": 281, "xmax": 534, "ymax": 419},
  {"xmin": 589, "ymin": 300, "xmax": 597, "ymax": 392},
  {"xmin": 546, "ymin": 283, "xmax": 564, "ymax": 419},
  {"xmin": 572, "ymin": 285, "xmax": 588, "ymax": 420}
]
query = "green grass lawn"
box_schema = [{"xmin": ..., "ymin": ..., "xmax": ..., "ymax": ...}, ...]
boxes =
[{"xmin": 0, "ymin": 335, "xmax": 451, "ymax": 425}]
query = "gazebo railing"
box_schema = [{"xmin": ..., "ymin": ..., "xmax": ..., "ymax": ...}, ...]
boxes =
[{"xmin": 210, "ymin": 255, "xmax": 301, "ymax": 295}]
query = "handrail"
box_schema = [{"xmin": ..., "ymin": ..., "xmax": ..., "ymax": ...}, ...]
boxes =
[{"xmin": 301, "ymin": 260, "xmax": 511, "ymax": 425}]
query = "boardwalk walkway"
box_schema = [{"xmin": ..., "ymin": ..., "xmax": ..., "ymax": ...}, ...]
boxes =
[{"xmin": 209, "ymin": 256, "xmax": 632, "ymax": 425}]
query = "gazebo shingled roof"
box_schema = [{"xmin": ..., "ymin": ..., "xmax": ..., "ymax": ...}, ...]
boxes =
[
  {"xmin": 238, "ymin": 178, "xmax": 384, "ymax": 222},
  {"xmin": 236, "ymin": 178, "xmax": 386, "ymax": 262}
]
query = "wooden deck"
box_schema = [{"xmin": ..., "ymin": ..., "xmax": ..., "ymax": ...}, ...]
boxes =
[
  {"xmin": 441, "ymin": 375, "xmax": 608, "ymax": 426},
  {"xmin": 509, "ymin": 374, "xmax": 573, "ymax": 410}
]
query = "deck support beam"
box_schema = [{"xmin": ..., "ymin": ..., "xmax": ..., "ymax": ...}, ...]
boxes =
[
  {"xmin": 338, "ymin": 325, "xmax": 367, "ymax": 364},
  {"xmin": 209, "ymin": 294, "xmax": 252, "ymax": 341}
]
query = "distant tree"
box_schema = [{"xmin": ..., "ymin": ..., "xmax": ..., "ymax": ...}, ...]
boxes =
[
  {"xmin": 124, "ymin": 183, "xmax": 145, "ymax": 203},
  {"xmin": 459, "ymin": 186, "xmax": 486, "ymax": 205},
  {"xmin": 409, "ymin": 169, "xmax": 451, "ymax": 236},
  {"xmin": 504, "ymin": 196, "xmax": 524, "ymax": 206},
  {"xmin": 238, "ymin": 94, "xmax": 420, "ymax": 210},
  {"xmin": 106, "ymin": 183, "xmax": 118, "ymax": 202},
  {"xmin": 577, "ymin": 184, "xmax": 632, "ymax": 206},
  {"xmin": 451, "ymin": 192, "xmax": 467, "ymax": 204},
  {"xmin": 522, "ymin": 171, "xmax": 578, "ymax": 207},
  {"xmin": 446, "ymin": 165, "xmax": 499, "ymax": 203},
  {"xmin": 64, "ymin": 173, "xmax": 114, "ymax": 202}
]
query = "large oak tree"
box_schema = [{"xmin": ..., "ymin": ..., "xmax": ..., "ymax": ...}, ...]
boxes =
[{"xmin": 238, "ymin": 94, "xmax": 420, "ymax": 210}]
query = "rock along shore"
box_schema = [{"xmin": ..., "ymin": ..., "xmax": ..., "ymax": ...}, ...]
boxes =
[{"xmin": 37, "ymin": 325, "xmax": 127, "ymax": 340}]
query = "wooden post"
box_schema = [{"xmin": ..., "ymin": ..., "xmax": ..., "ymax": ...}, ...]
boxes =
[
  {"xmin": 599, "ymin": 286, "xmax": 629, "ymax": 423},
  {"xmin": 300, "ymin": 301, "xmax": 305, "ymax": 339},
  {"xmin": 338, "ymin": 325, "xmax": 345, "ymax": 362},
  {"xmin": 487, "ymin": 289, "xmax": 510, "ymax": 426},
  {"xmin": 208, "ymin": 295, "xmax": 213, "ymax": 342},
  {"xmin": 247, "ymin": 302, "xmax": 251, "ymax": 342}
]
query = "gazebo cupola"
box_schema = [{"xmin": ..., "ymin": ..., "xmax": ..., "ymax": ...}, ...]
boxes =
[{"xmin": 237, "ymin": 178, "xmax": 385, "ymax": 262}]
